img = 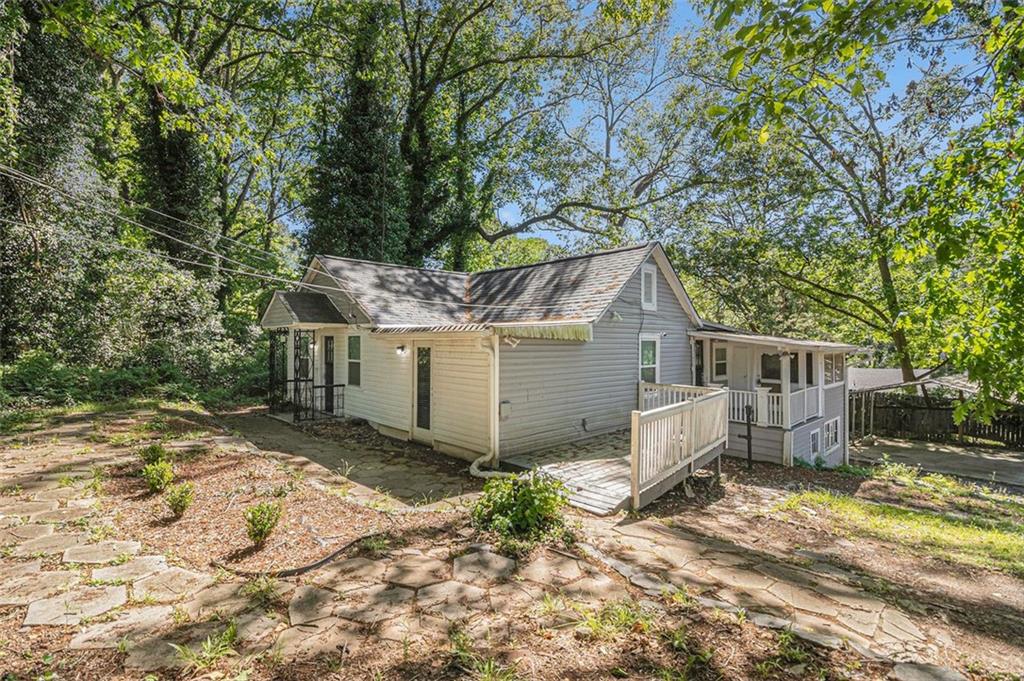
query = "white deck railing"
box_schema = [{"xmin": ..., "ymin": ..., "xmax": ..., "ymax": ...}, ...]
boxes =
[
  {"xmin": 630, "ymin": 384, "xmax": 729, "ymax": 509},
  {"xmin": 729, "ymin": 389, "xmax": 784, "ymax": 427},
  {"xmin": 789, "ymin": 386, "xmax": 819, "ymax": 424},
  {"xmin": 639, "ymin": 382, "xmax": 721, "ymax": 411},
  {"xmin": 728, "ymin": 387, "xmax": 820, "ymax": 428}
]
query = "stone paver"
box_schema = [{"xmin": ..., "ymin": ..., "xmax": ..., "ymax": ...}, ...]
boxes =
[
  {"xmin": 890, "ymin": 663, "xmax": 968, "ymax": 681},
  {"xmin": 385, "ymin": 554, "xmax": 449, "ymax": 588},
  {"xmin": 311, "ymin": 557, "xmax": 385, "ymax": 592},
  {"xmin": 334, "ymin": 583, "xmax": 414, "ymax": 623},
  {"xmin": 11, "ymin": 532, "xmax": 89, "ymax": 557},
  {"xmin": 417, "ymin": 580, "xmax": 488, "ymax": 620},
  {"xmin": 24, "ymin": 585, "xmax": 127, "ymax": 626},
  {"xmin": 519, "ymin": 554, "xmax": 583, "ymax": 586},
  {"xmin": 62, "ymin": 540, "xmax": 141, "ymax": 564},
  {"xmin": 289, "ymin": 585, "xmax": 337, "ymax": 625},
  {"xmin": 453, "ymin": 550, "xmax": 516, "ymax": 585},
  {"xmin": 0, "ymin": 570, "xmax": 81, "ymax": 606},
  {"xmin": 92, "ymin": 555, "xmax": 168, "ymax": 582},
  {"xmin": 69, "ymin": 605, "xmax": 174, "ymax": 649},
  {"xmin": 0, "ymin": 523, "xmax": 53, "ymax": 543},
  {"xmin": 29, "ymin": 506, "xmax": 94, "ymax": 523},
  {"xmin": 273, "ymin": 617, "xmax": 363, "ymax": 660},
  {"xmin": 0, "ymin": 500, "xmax": 58, "ymax": 517},
  {"xmin": 134, "ymin": 566, "xmax": 214, "ymax": 603}
]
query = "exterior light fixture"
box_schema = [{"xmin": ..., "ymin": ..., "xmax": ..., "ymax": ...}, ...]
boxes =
[{"xmin": 396, "ymin": 344, "xmax": 408, "ymax": 356}]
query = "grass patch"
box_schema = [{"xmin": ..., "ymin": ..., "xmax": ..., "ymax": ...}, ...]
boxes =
[
  {"xmin": 574, "ymin": 599, "xmax": 654, "ymax": 640},
  {"xmin": 780, "ymin": 489, "xmax": 1024, "ymax": 576},
  {"xmin": 449, "ymin": 627, "xmax": 519, "ymax": 680}
]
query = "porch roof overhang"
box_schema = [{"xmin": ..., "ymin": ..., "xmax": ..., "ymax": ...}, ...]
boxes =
[
  {"xmin": 370, "ymin": 320, "xmax": 594, "ymax": 342},
  {"xmin": 259, "ymin": 291, "xmax": 350, "ymax": 329},
  {"xmin": 689, "ymin": 329, "xmax": 859, "ymax": 353}
]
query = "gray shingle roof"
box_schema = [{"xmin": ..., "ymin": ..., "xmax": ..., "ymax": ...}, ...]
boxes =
[
  {"xmin": 313, "ymin": 243, "xmax": 656, "ymax": 328},
  {"xmin": 276, "ymin": 292, "xmax": 348, "ymax": 324}
]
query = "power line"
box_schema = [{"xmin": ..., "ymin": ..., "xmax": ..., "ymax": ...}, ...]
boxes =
[
  {"xmin": 6, "ymin": 157, "xmax": 293, "ymax": 268},
  {"xmin": 0, "ymin": 214, "xmax": 565, "ymax": 312}
]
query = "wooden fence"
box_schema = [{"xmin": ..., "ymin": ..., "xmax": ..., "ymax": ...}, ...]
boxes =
[{"xmin": 850, "ymin": 392, "xmax": 1024, "ymax": 448}]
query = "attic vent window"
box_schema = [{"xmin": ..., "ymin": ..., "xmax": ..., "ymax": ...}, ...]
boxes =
[{"xmin": 641, "ymin": 264, "xmax": 657, "ymax": 311}]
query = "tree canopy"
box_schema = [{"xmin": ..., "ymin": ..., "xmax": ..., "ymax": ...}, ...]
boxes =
[{"xmin": 0, "ymin": 0, "xmax": 1020, "ymax": 416}]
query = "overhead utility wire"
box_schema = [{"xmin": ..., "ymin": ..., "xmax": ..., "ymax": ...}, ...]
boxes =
[{"xmin": 0, "ymin": 211, "xmax": 564, "ymax": 312}]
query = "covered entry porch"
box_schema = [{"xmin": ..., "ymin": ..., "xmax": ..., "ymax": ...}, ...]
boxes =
[{"xmin": 504, "ymin": 383, "xmax": 729, "ymax": 514}]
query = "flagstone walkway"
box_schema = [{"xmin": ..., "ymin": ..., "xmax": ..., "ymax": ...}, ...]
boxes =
[
  {"xmin": 581, "ymin": 516, "xmax": 944, "ymax": 663},
  {"xmin": 0, "ymin": 411, "xmax": 621, "ymax": 673},
  {"xmin": 0, "ymin": 408, "xmax": 956, "ymax": 677}
]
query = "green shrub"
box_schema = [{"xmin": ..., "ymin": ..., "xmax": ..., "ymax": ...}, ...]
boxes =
[
  {"xmin": 165, "ymin": 482, "xmax": 195, "ymax": 518},
  {"xmin": 471, "ymin": 473, "xmax": 567, "ymax": 546},
  {"xmin": 142, "ymin": 460, "xmax": 174, "ymax": 492},
  {"xmin": 138, "ymin": 443, "xmax": 170, "ymax": 465},
  {"xmin": 244, "ymin": 501, "xmax": 282, "ymax": 545}
]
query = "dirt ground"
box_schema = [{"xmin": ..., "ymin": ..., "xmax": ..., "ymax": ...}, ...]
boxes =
[
  {"xmin": 641, "ymin": 458, "xmax": 1024, "ymax": 676},
  {"xmin": 0, "ymin": 405, "xmax": 1017, "ymax": 680}
]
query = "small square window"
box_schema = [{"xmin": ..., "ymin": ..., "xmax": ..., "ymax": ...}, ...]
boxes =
[{"xmin": 810, "ymin": 430, "xmax": 821, "ymax": 457}]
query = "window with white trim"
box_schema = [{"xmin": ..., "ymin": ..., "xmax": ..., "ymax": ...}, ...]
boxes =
[
  {"xmin": 824, "ymin": 352, "xmax": 845, "ymax": 384},
  {"xmin": 809, "ymin": 429, "xmax": 821, "ymax": 458},
  {"xmin": 824, "ymin": 417, "xmax": 840, "ymax": 450},
  {"xmin": 641, "ymin": 264, "xmax": 657, "ymax": 311},
  {"xmin": 713, "ymin": 346, "xmax": 728, "ymax": 380},
  {"xmin": 347, "ymin": 335, "xmax": 362, "ymax": 387},
  {"xmin": 639, "ymin": 334, "xmax": 660, "ymax": 383}
]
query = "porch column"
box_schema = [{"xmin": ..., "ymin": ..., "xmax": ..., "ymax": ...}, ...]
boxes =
[
  {"xmin": 781, "ymin": 352, "xmax": 791, "ymax": 428},
  {"xmin": 817, "ymin": 352, "xmax": 825, "ymax": 417}
]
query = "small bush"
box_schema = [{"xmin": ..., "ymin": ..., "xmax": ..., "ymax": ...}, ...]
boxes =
[
  {"xmin": 244, "ymin": 501, "xmax": 282, "ymax": 545},
  {"xmin": 165, "ymin": 482, "xmax": 195, "ymax": 518},
  {"xmin": 471, "ymin": 473, "xmax": 567, "ymax": 549},
  {"xmin": 142, "ymin": 460, "xmax": 174, "ymax": 492},
  {"xmin": 138, "ymin": 443, "xmax": 170, "ymax": 465}
]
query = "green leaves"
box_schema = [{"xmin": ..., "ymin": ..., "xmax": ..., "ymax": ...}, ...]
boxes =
[{"xmin": 725, "ymin": 45, "xmax": 746, "ymax": 79}]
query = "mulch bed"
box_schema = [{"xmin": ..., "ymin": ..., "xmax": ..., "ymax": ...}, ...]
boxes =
[{"xmin": 102, "ymin": 445, "xmax": 397, "ymax": 573}]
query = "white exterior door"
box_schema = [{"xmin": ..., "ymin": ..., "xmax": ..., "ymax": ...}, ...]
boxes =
[{"xmin": 729, "ymin": 345, "xmax": 752, "ymax": 390}]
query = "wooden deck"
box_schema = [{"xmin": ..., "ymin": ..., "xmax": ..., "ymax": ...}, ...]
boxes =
[{"xmin": 502, "ymin": 431, "xmax": 633, "ymax": 515}]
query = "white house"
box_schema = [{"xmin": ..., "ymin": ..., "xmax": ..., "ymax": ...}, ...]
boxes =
[{"xmin": 260, "ymin": 242, "xmax": 854, "ymax": 508}]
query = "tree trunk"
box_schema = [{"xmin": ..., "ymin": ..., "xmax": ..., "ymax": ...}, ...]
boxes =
[{"xmin": 876, "ymin": 252, "xmax": 916, "ymax": 383}]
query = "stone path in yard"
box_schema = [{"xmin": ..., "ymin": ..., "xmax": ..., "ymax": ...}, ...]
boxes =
[
  {"xmin": 223, "ymin": 412, "xmax": 482, "ymax": 510},
  {"xmin": 0, "ymin": 410, "xmax": 620, "ymax": 673},
  {"xmin": 0, "ymin": 408, "xmax": 960, "ymax": 678},
  {"xmin": 581, "ymin": 516, "xmax": 945, "ymax": 664}
]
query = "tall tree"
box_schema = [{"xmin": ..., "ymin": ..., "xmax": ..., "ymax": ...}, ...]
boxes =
[
  {"xmin": 305, "ymin": 3, "xmax": 407, "ymax": 262},
  {"xmin": 690, "ymin": 1, "xmax": 984, "ymax": 382}
]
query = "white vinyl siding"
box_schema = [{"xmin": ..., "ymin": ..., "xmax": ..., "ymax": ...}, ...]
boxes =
[
  {"xmin": 431, "ymin": 339, "xmax": 490, "ymax": 455},
  {"xmin": 499, "ymin": 255, "xmax": 692, "ymax": 456},
  {"xmin": 342, "ymin": 333, "xmax": 410, "ymax": 431}
]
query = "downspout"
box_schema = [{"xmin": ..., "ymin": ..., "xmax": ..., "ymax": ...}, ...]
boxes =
[{"xmin": 471, "ymin": 333, "xmax": 512, "ymax": 479}]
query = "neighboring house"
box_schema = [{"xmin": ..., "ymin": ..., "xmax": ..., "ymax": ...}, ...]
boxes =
[{"xmin": 260, "ymin": 242, "xmax": 855, "ymax": 490}]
